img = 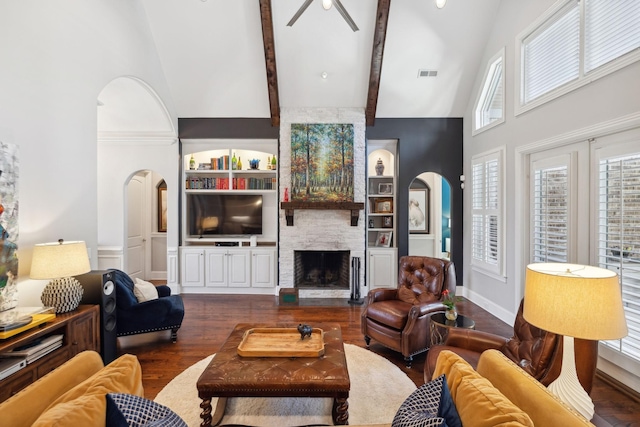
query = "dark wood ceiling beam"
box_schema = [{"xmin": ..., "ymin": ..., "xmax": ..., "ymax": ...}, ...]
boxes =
[
  {"xmin": 366, "ymin": 0, "xmax": 391, "ymax": 126},
  {"xmin": 259, "ymin": 0, "xmax": 280, "ymax": 127}
]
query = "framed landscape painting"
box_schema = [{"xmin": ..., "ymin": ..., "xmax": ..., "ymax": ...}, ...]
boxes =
[{"xmin": 290, "ymin": 123, "xmax": 354, "ymax": 202}]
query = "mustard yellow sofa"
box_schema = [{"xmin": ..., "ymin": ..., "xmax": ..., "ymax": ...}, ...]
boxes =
[
  {"xmin": 430, "ymin": 349, "xmax": 596, "ymax": 427},
  {"xmin": 0, "ymin": 351, "xmax": 143, "ymax": 427}
]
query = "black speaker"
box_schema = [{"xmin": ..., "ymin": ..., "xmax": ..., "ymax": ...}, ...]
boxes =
[{"xmin": 77, "ymin": 270, "xmax": 117, "ymax": 364}]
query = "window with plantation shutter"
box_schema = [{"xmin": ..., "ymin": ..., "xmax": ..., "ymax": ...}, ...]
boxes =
[
  {"xmin": 517, "ymin": 0, "xmax": 640, "ymax": 114},
  {"xmin": 597, "ymin": 151, "xmax": 640, "ymax": 363},
  {"xmin": 522, "ymin": 1, "xmax": 580, "ymax": 104},
  {"xmin": 473, "ymin": 48, "xmax": 505, "ymax": 135},
  {"xmin": 472, "ymin": 149, "xmax": 504, "ymax": 277},
  {"xmin": 585, "ymin": 0, "xmax": 640, "ymax": 73},
  {"xmin": 532, "ymin": 165, "xmax": 569, "ymax": 263}
]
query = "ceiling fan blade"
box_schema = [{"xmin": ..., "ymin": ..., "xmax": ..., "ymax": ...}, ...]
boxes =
[
  {"xmin": 287, "ymin": 0, "xmax": 314, "ymax": 27},
  {"xmin": 332, "ymin": 0, "xmax": 359, "ymax": 32}
]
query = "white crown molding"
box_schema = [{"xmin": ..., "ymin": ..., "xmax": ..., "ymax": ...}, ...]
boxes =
[{"xmin": 98, "ymin": 131, "xmax": 178, "ymax": 145}]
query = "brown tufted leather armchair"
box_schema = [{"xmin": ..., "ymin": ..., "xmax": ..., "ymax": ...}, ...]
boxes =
[
  {"xmin": 424, "ymin": 299, "xmax": 599, "ymax": 394},
  {"xmin": 361, "ymin": 256, "xmax": 456, "ymax": 367}
]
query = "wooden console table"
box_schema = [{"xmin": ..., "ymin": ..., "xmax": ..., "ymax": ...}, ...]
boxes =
[
  {"xmin": 280, "ymin": 201, "xmax": 365, "ymax": 226},
  {"xmin": 0, "ymin": 305, "xmax": 100, "ymax": 402}
]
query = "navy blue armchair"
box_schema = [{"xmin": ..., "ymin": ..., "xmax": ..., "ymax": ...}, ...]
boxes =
[{"xmin": 112, "ymin": 269, "xmax": 185, "ymax": 342}]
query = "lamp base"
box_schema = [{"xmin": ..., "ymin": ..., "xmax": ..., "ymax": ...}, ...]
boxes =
[
  {"xmin": 40, "ymin": 277, "xmax": 84, "ymax": 314},
  {"xmin": 548, "ymin": 335, "xmax": 595, "ymax": 420}
]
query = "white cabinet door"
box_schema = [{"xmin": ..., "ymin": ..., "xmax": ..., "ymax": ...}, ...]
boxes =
[
  {"xmin": 251, "ymin": 248, "xmax": 276, "ymax": 288},
  {"xmin": 367, "ymin": 248, "xmax": 397, "ymax": 289},
  {"xmin": 227, "ymin": 249, "xmax": 251, "ymax": 288},
  {"xmin": 204, "ymin": 249, "xmax": 227, "ymax": 287},
  {"xmin": 181, "ymin": 249, "xmax": 205, "ymax": 287}
]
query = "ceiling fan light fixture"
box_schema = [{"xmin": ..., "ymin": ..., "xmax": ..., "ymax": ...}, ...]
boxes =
[
  {"xmin": 322, "ymin": 0, "xmax": 332, "ymax": 10},
  {"xmin": 436, "ymin": 0, "xmax": 447, "ymax": 9}
]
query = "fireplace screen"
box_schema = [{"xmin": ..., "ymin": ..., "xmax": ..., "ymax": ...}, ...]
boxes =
[{"xmin": 294, "ymin": 250, "xmax": 350, "ymax": 289}]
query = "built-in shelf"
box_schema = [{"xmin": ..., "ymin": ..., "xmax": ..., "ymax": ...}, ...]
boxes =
[{"xmin": 280, "ymin": 202, "xmax": 365, "ymax": 226}]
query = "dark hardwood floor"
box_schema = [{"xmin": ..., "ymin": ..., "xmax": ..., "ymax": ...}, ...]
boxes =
[{"xmin": 117, "ymin": 295, "xmax": 640, "ymax": 426}]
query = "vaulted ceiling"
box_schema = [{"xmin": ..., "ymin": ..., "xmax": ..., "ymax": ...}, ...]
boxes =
[{"xmin": 140, "ymin": 0, "xmax": 501, "ymax": 125}]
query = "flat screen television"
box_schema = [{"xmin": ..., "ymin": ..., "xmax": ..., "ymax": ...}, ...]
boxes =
[{"xmin": 187, "ymin": 194, "xmax": 263, "ymax": 237}]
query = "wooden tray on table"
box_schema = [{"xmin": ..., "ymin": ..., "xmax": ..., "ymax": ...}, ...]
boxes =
[{"xmin": 236, "ymin": 327, "xmax": 325, "ymax": 357}]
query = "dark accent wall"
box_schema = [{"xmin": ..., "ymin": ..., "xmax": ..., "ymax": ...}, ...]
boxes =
[
  {"xmin": 366, "ymin": 118, "xmax": 463, "ymax": 286},
  {"xmin": 178, "ymin": 117, "xmax": 463, "ymax": 286},
  {"xmin": 179, "ymin": 118, "xmax": 279, "ymax": 139}
]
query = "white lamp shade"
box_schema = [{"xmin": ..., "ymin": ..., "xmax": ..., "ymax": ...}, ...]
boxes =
[
  {"xmin": 30, "ymin": 240, "xmax": 91, "ymax": 279},
  {"xmin": 524, "ymin": 263, "xmax": 628, "ymax": 340}
]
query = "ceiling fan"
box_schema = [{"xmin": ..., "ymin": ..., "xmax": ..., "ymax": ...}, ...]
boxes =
[{"xmin": 287, "ymin": 0, "xmax": 359, "ymax": 32}]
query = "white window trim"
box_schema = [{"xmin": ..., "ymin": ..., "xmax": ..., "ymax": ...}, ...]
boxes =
[
  {"xmin": 470, "ymin": 146, "xmax": 506, "ymax": 278},
  {"xmin": 515, "ymin": 0, "xmax": 640, "ymax": 116},
  {"xmin": 590, "ymin": 131, "xmax": 640, "ymax": 390},
  {"xmin": 472, "ymin": 47, "xmax": 506, "ymax": 136},
  {"xmin": 512, "ymin": 112, "xmax": 640, "ymax": 389}
]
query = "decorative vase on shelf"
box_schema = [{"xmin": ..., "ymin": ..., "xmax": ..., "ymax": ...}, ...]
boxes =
[
  {"xmin": 445, "ymin": 308, "xmax": 458, "ymax": 321},
  {"xmin": 375, "ymin": 158, "xmax": 385, "ymax": 176}
]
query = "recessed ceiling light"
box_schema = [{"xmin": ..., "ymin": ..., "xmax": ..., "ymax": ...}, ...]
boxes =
[
  {"xmin": 321, "ymin": 71, "xmax": 328, "ymax": 79},
  {"xmin": 436, "ymin": 0, "xmax": 447, "ymax": 8}
]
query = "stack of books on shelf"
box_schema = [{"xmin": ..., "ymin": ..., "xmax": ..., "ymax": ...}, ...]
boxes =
[
  {"xmin": 186, "ymin": 177, "xmax": 230, "ymax": 190},
  {"xmin": 0, "ymin": 334, "xmax": 64, "ymax": 365},
  {"xmin": 211, "ymin": 156, "xmax": 230, "ymax": 170},
  {"xmin": 233, "ymin": 177, "xmax": 276, "ymax": 190}
]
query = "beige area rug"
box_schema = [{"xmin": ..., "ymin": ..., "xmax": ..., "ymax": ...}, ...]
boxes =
[{"xmin": 154, "ymin": 344, "xmax": 416, "ymax": 426}]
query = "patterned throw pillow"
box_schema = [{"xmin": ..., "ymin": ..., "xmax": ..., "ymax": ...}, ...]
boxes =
[
  {"xmin": 392, "ymin": 374, "xmax": 461, "ymax": 427},
  {"xmin": 106, "ymin": 393, "xmax": 187, "ymax": 427}
]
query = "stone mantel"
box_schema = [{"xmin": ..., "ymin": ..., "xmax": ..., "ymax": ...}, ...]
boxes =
[{"xmin": 280, "ymin": 202, "xmax": 365, "ymax": 226}]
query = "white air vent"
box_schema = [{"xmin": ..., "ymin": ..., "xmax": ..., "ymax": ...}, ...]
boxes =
[{"xmin": 418, "ymin": 69, "xmax": 438, "ymax": 78}]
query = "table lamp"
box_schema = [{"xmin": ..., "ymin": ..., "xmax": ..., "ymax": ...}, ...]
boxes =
[
  {"xmin": 30, "ymin": 239, "xmax": 91, "ymax": 313},
  {"xmin": 524, "ymin": 263, "xmax": 628, "ymax": 420}
]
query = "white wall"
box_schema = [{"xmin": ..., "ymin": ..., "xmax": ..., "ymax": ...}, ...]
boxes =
[
  {"xmin": 463, "ymin": 1, "xmax": 640, "ymax": 392},
  {"xmin": 0, "ymin": 1, "xmax": 177, "ymax": 304},
  {"xmin": 463, "ymin": 0, "xmax": 640, "ymax": 327}
]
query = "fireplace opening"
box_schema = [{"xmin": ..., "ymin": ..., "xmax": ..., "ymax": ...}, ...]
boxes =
[{"xmin": 294, "ymin": 250, "xmax": 350, "ymax": 289}]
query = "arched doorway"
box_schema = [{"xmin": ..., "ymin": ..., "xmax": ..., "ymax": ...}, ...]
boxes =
[
  {"xmin": 408, "ymin": 172, "xmax": 452, "ymax": 259},
  {"xmin": 96, "ymin": 77, "xmax": 177, "ymax": 281}
]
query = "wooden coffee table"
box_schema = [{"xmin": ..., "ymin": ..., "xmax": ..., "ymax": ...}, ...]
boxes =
[{"xmin": 197, "ymin": 323, "xmax": 350, "ymax": 426}]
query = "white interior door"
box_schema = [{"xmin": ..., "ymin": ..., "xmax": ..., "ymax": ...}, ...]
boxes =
[{"xmin": 127, "ymin": 173, "xmax": 147, "ymax": 280}]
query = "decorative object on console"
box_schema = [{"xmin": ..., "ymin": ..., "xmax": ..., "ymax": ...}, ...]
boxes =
[
  {"xmin": 524, "ymin": 263, "xmax": 628, "ymax": 420},
  {"xmin": 30, "ymin": 239, "xmax": 91, "ymax": 314}
]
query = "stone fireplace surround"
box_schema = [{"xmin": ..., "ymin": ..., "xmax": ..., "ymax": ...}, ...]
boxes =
[{"xmin": 279, "ymin": 108, "xmax": 366, "ymax": 298}]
